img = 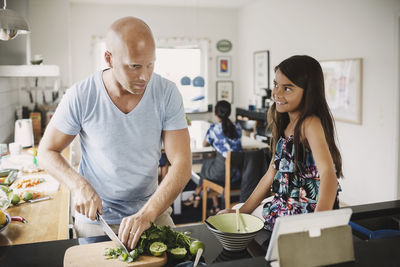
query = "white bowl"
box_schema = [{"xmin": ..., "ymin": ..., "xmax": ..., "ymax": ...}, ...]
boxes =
[{"xmin": 205, "ymin": 213, "xmax": 264, "ymax": 251}]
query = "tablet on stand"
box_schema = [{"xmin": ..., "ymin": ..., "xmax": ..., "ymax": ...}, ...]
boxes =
[{"xmin": 265, "ymin": 208, "xmax": 354, "ymax": 267}]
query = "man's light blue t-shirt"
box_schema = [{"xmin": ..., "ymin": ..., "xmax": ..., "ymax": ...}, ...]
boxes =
[{"xmin": 50, "ymin": 70, "xmax": 187, "ymax": 224}]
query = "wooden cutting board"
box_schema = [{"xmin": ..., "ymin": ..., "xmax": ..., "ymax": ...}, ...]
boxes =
[{"xmin": 64, "ymin": 241, "xmax": 167, "ymax": 267}]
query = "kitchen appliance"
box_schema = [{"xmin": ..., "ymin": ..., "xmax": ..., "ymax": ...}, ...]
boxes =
[{"xmin": 14, "ymin": 119, "xmax": 34, "ymax": 148}]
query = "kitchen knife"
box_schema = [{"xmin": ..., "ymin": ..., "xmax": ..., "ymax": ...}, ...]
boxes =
[
  {"xmin": 96, "ymin": 212, "xmax": 129, "ymax": 255},
  {"xmin": 28, "ymin": 196, "xmax": 51, "ymax": 203},
  {"xmin": 17, "ymin": 195, "xmax": 51, "ymax": 205}
]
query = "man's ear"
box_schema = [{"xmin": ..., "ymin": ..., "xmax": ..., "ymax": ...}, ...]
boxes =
[{"xmin": 104, "ymin": 51, "xmax": 112, "ymax": 68}]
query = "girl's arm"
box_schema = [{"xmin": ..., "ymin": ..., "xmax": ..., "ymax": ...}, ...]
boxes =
[
  {"xmin": 239, "ymin": 162, "xmax": 276, "ymax": 214},
  {"xmin": 219, "ymin": 160, "xmax": 276, "ymax": 215},
  {"xmin": 303, "ymin": 116, "xmax": 338, "ymax": 211},
  {"xmin": 203, "ymin": 127, "xmax": 212, "ymax": 147},
  {"xmin": 203, "ymin": 139, "xmax": 210, "ymax": 147}
]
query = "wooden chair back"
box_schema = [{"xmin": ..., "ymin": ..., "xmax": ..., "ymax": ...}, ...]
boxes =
[{"xmin": 201, "ymin": 148, "xmax": 270, "ymax": 222}]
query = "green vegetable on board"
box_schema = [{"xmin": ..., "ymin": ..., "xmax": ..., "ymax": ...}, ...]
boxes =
[
  {"xmin": 149, "ymin": 241, "xmax": 167, "ymax": 256},
  {"xmin": 104, "ymin": 223, "xmax": 204, "ymax": 263},
  {"xmin": 170, "ymin": 247, "xmax": 187, "ymax": 259},
  {"xmin": 189, "ymin": 240, "xmax": 205, "ymax": 255},
  {"xmin": 22, "ymin": 191, "xmax": 33, "ymax": 202},
  {"xmin": 11, "ymin": 194, "xmax": 20, "ymax": 205}
]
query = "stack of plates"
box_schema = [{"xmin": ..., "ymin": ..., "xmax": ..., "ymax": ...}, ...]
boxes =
[{"xmin": 205, "ymin": 213, "xmax": 264, "ymax": 251}]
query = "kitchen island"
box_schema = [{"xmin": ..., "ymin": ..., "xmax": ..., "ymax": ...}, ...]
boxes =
[{"xmin": 1, "ymin": 200, "xmax": 400, "ymax": 266}]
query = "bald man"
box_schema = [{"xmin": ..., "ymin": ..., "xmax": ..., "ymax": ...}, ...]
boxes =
[{"xmin": 38, "ymin": 17, "xmax": 191, "ymax": 249}]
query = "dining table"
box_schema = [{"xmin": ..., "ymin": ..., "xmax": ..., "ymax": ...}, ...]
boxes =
[{"xmin": 188, "ymin": 120, "xmax": 269, "ymax": 161}]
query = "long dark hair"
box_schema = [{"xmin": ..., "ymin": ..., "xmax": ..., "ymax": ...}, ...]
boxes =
[
  {"xmin": 215, "ymin": 100, "xmax": 239, "ymax": 140},
  {"xmin": 268, "ymin": 55, "xmax": 343, "ymax": 178}
]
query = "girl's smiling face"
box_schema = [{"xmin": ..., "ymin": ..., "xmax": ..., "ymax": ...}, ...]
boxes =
[{"xmin": 272, "ymin": 69, "xmax": 304, "ymax": 116}]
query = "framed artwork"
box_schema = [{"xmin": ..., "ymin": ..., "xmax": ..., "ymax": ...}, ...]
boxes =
[
  {"xmin": 217, "ymin": 56, "xmax": 231, "ymax": 77},
  {"xmin": 253, "ymin": 50, "xmax": 270, "ymax": 96},
  {"xmin": 216, "ymin": 81, "xmax": 233, "ymax": 103},
  {"xmin": 320, "ymin": 58, "xmax": 363, "ymax": 124}
]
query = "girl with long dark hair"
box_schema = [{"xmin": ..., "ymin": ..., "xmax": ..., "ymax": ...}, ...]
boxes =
[{"xmin": 219, "ymin": 55, "xmax": 342, "ymax": 232}]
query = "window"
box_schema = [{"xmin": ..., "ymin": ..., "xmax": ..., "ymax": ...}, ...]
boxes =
[
  {"xmin": 155, "ymin": 43, "xmax": 208, "ymax": 113},
  {"xmin": 92, "ymin": 37, "xmax": 209, "ymax": 113}
]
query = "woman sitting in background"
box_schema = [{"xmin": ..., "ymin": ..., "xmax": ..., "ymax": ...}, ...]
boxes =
[{"xmin": 184, "ymin": 100, "xmax": 242, "ymax": 215}]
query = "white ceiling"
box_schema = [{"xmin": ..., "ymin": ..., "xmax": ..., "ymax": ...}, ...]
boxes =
[{"xmin": 69, "ymin": 0, "xmax": 255, "ymax": 8}]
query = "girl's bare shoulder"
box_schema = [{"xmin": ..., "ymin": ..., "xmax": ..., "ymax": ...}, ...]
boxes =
[
  {"xmin": 303, "ymin": 115, "xmax": 322, "ymax": 128},
  {"xmin": 301, "ymin": 115, "xmax": 324, "ymax": 139}
]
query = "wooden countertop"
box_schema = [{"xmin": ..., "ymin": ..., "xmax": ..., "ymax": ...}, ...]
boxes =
[{"xmin": 0, "ymin": 181, "xmax": 70, "ymax": 246}]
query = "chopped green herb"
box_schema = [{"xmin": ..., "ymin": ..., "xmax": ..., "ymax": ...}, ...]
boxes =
[{"xmin": 104, "ymin": 223, "xmax": 202, "ymax": 263}]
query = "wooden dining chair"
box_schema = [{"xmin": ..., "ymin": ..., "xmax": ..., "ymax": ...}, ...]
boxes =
[{"xmin": 201, "ymin": 148, "xmax": 270, "ymax": 222}]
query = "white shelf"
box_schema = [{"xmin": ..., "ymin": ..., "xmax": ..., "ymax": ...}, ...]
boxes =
[{"xmin": 0, "ymin": 65, "xmax": 60, "ymax": 77}]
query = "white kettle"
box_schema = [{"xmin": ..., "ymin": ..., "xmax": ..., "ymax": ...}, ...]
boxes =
[{"xmin": 14, "ymin": 119, "xmax": 34, "ymax": 148}]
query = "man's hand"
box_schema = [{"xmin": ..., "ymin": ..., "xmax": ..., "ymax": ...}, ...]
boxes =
[
  {"xmin": 117, "ymin": 128, "xmax": 191, "ymax": 250},
  {"xmin": 72, "ymin": 181, "xmax": 102, "ymax": 221},
  {"xmin": 118, "ymin": 211, "xmax": 154, "ymax": 250}
]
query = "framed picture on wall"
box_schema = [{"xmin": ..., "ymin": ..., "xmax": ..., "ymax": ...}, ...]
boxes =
[
  {"xmin": 217, "ymin": 56, "xmax": 231, "ymax": 77},
  {"xmin": 216, "ymin": 81, "xmax": 234, "ymax": 103},
  {"xmin": 320, "ymin": 58, "xmax": 363, "ymax": 124},
  {"xmin": 253, "ymin": 50, "xmax": 270, "ymax": 96}
]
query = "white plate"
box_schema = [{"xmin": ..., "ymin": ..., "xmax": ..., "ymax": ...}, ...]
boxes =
[{"xmin": 10, "ymin": 174, "xmax": 60, "ymax": 195}]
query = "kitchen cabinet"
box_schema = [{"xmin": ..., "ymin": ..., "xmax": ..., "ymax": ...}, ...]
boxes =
[{"xmin": 236, "ymin": 107, "xmax": 269, "ymax": 137}]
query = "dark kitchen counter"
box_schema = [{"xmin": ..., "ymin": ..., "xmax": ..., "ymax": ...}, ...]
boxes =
[{"xmin": 1, "ymin": 200, "xmax": 400, "ymax": 267}]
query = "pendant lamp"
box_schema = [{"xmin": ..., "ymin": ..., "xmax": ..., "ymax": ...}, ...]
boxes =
[{"xmin": 0, "ymin": 0, "xmax": 29, "ymax": 41}]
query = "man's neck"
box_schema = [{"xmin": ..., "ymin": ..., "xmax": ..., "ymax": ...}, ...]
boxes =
[
  {"xmin": 102, "ymin": 69, "xmax": 127, "ymax": 97},
  {"xmin": 101, "ymin": 69, "xmax": 144, "ymax": 114}
]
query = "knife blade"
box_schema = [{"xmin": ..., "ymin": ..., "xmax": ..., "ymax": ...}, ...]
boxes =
[
  {"xmin": 18, "ymin": 195, "xmax": 51, "ymax": 205},
  {"xmin": 96, "ymin": 212, "xmax": 129, "ymax": 255},
  {"xmin": 28, "ymin": 196, "xmax": 51, "ymax": 203}
]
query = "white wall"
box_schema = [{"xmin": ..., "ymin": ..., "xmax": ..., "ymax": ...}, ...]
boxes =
[
  {"xmin": 237, "ymin": 0, "xmax": 400, "ymax": 205},
  {"xmin": 69, "ymin": 3, "xmax": 238, "ymax": 111},
  {"xmin": 28, "ymin": 0, "xmax": 71, "ymax": 87},
  {"xmin": 0, "ymin": 79, "xmax": 19, "ymax": 142}
]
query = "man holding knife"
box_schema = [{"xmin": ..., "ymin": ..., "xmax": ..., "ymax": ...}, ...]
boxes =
[{"xmin": 38, "ymin": 16, "xmax": 191, "ymax": 250}]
